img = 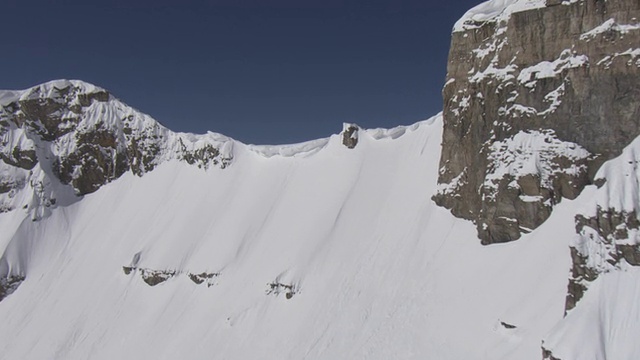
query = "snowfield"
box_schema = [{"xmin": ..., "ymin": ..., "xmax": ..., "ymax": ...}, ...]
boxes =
[{"xmin": 0, "ymin": 110, "xmax": 609, "ymax": 360}]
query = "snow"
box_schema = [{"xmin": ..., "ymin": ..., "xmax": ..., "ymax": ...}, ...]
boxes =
[
  {"xmin": 453, "ymin": 0, "xmax": 547, "ymax": 32},
  {"xmin": 544, "ymin": 267, "xmax": 640, "ymax": 359},
  {"xmin": 590, "ymin": 134, "xmax": 640, "ymax": 215},
  {"xmin": 22, "ymin": 79, "xmax": 106, "ymax": 97},
  {"xmin": 469, "ymin": 63, "xmax": 517, "ymax": 84},
  {"xmin": 453, "ymin": 0, "xmax": 582, "ymax": 32},
  {"xmin": 517, "ymin": 50, "xmax": 589, "ymax": 88},
  {"xmin": 0, "ymin": 111, "xmax": 584, "ymax": 360},
  {"xmin": 539, "ymin": 83, "xmax": 565, "ymax": 116},
  {"xmin": 247, "ymin": 138, "xmax": 330, "ymax": 158},
  {"xmin": 540, "ymin": 133, "xmax": 640, "ymax": 359},
  {"xmin": 1, "ymin": 77, "xmax": 639, "ymax": 359},
  {"xmin": 484, "ymin": 129, "xmax": 590, "ymax": 197},
  {"xmin": 580, "ymin": 18, "xmax": 640, "ymax": 41},
  {"xmin": 0, "ymin": 90, "xmax": 21, "ymax": 106},
  {"xmin": 597, "ymin": 48, "xmax": 640, "ymax": 68}
]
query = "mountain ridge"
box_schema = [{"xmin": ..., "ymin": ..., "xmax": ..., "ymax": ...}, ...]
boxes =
[
  {"xmin": 0, "ymin": 79, "xmax": 432, "ymax": 222},
  {"xmin": 2, "ymin": 1, "xmax": 640, "ymax": 359}
]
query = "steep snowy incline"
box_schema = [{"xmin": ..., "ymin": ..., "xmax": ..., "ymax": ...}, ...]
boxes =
[{"xmin": 0, "ymin": 113, "xmax": 579, "ymax": 359}]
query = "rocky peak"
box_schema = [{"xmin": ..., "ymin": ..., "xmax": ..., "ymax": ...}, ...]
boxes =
[
  {"xmin": 0, "ymin": 80, "xmax": 233, "ymax": 219},
  {"xmin": 8, "ymin": 80, "xmax": 110, "ymax": 140},
  {"xmin": 434, "ymin": 0, "xmax": 640, "ymax": 244}
]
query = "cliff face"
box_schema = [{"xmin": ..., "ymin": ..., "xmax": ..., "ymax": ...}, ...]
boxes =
[
  {"xmin": 434, "ymin": 0, "xmax": 640, "ymax": 245},
  {"xmin": 0, "ymin": 80, "xmax": 233, "ymax": 220}
]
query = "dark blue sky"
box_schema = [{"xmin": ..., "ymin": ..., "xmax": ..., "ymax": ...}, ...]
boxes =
[{"xmin": 3, "ymin": 0, "xmax": 480, "ymax": 144}]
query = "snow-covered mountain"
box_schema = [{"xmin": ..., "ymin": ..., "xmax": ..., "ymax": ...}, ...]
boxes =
[
  {"xmin": 0, "ymin": 79, "xmax": 233, "ymax": 221},
  {"xmin": 1, "ymin": 1, "xmax": 640, "ymax": 359}
]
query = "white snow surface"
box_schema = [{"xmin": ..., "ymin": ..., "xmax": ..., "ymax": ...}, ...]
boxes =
[
  {"xmin": 0, "ymin": 110, "xmax": 587, "ymax": 360},
  {"xmin": 484, "ymin": 129, "xmax": 590, "ymax": 197},
  {"xmin": 517, "ymin": 50, "xmax": 589, "ymax": 88},
  {"xmin": 543, "ymin": 267, "xmax": 640, "ymax": 359},
  {"xmin": 453, "ymin": 0, "xmax": 581, "ymax": 32},
  {"xmin": 580, "ymin": 18, "xmax": 640, "ymax": 41}
]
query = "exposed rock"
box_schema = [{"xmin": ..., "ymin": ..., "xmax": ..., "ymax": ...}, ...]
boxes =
[
  {"xmin": 53, "ymin": 130, "xmax": 129, "ymax": 195},
  {"xmin": 435, "ymin": 0, "xmax": 640, "ymax": 244},
  {"xmin": 139, "ymin": 269, "xmax": 176, "ymax": 286},
  {"xmin": 542, "ymin": 345, "xmax": 562, "ymax": 360},
  {"xmin": 188, "ymin": 272, "xmax": 219, "ymax": 286},
  {"xmin": 0, "ymin": 275, "xmax": 25, "ymax": 302},
  {"xmin": 266, "ymin": 282, "xmax": 297, "ymax": 299},
  {"xmin": 566, "ymin": 207, "xmax": 640, "ymax": 311},
  {"xmin": 0, "ymin": 148, "xmax": 37, "ymax": 170},
  {"xmin": 179, "ymin": 140, "xmax": 232, "ymax": 170},
  {"xmin": 0, "ymin": 80, "xmax": 235, "ymax": 215},
  {"xmin": 342, "ymin": 124, "xmax": 359, "ymax": 149},
  {"xmin": 124, "ymin": 266, "xmax": 220, "ymax": 287},
  {"xmin": 77, "ymin": 91, "xmax": 109, "ymax": 106},
  {"xmin": 500, "ymin": 321, "xmax": 516, "ymax": 329}
]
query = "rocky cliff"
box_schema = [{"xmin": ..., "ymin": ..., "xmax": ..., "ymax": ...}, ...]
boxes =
[
  {"xmin": 0, "ymin": 80, "xmax": 234, "ymax": 220},
  {"xmin": 433, "ymin": 1, "xmax": 640, "ymax": 357},
  {"xmin": 434, "ymin": 0, "xmax": 640, "ymax": 245}
]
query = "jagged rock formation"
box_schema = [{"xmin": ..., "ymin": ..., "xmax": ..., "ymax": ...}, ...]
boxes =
[
  {"xmin": 433, "ymin": 0, "xmax": 640, "ymax": 244},
  {"xmin": 0, "ymin": 80, "xmax": 234, "ymax": 220},
  {"xmin": 341, "ymin": 124, "xmax": 359, "ymax": 149}
]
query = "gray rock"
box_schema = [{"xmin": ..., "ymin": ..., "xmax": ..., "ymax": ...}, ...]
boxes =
[
  {"xmin": 0, "ymin": 275, "xmax": 24, "ymax": 302},
  {"xmin": 435, "ymin": 0, "xmax": 640, "ymax": 244},
  {"xmin": 342, "ymin": 125, "xmax": 359, "ymax": 149},
  {"xmin": 567, "ymin": 208, "xmax": 640, "ymax": 311}
]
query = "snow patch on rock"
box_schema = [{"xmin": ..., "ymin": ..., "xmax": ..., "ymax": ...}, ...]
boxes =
[{"xmin": 484, "ymin": 129, "xmax": 590, "ymax": 198}]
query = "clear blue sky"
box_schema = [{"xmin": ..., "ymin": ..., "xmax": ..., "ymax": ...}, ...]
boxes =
[{"xmin": 3, "ymin": 0, "xmax": 480, "ymax": 144}]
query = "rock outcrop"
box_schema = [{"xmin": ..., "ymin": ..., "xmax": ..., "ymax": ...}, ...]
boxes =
[
  {"xmin": 341, "ymin": 124, "xmax": 359, "ymax": 149},
  {"xmin": 0, "ymin": 80, "xmax": 234, "ymax": 220},
  {"xmin": 434, "ymin": 0, "xmax": 640, "ymax": 244},
  {"xmin": 564, "ymin": 135, "xmax": 640, "ymax": 313},
  {"xmin": 0, "ymin": 275, "xmax": 24, "ymax": 302}
]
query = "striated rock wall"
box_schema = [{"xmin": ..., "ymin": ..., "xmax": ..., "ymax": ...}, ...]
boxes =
[{"xmin": 434, "ymin": 0, "xmax": 640, "ymax": 244}]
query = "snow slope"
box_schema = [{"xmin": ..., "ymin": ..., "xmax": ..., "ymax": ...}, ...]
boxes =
[
  {"xmin": 543, "ymin": 268, "xmax": 640, "ymax": 360},
  {"xmin": 0, "ymin": 110, "xmax": 588, "ymax": 359}
]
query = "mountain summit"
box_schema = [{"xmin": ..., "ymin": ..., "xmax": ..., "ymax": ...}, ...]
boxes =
[{"xmin": 0, "ymin": 79, "xmax": 236, "ymax": 220}]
